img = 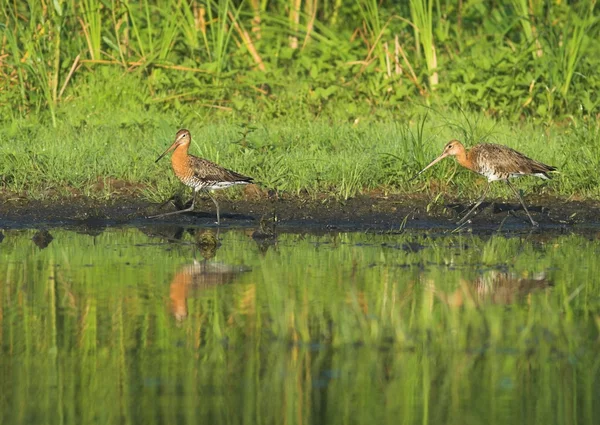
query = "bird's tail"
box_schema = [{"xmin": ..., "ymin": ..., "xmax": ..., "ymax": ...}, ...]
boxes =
[{"xmin": 532, "ymin": 162, "xmax": 557, "ymax": 179}]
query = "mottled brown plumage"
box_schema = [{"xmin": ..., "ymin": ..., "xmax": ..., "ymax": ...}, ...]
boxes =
[
  {"xmin": 456, "ymin": 142, "xmax": 556, "ymax": 181},
  {"xmin": 150, "ymin": 129, "xmax": 253, "ymax": 224},
  {"xmin": 410, "ymin": 140, "xmax": 557, "ymax": 226}
]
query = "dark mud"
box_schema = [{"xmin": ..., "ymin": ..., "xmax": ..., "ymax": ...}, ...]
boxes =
[{"xmin": 1, "ymin": 194, "xmax": 599, "ymax": 233}]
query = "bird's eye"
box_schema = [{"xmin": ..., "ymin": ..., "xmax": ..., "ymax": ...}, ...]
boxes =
[{"xmin": 447, "ymin": 144, "xmax": 453, "ymax": 149}]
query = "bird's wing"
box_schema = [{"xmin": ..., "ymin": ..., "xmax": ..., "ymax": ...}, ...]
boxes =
[
  {"xmin": 471, "ymin": 144, "xmax": 555, "ymax": 177},
  {"xmin": 188, "ymin": 155, "xmax": 253, "ymax": 183}
]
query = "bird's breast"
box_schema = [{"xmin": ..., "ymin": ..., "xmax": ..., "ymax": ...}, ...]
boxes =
[{"xmin": 171, "ymin": 151, "xmax": 197, "ymax": 187}]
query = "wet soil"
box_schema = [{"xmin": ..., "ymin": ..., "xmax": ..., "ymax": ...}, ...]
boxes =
[{"xmin": 1, "ymin": 193, "xmax": 599, "ymax": 233}]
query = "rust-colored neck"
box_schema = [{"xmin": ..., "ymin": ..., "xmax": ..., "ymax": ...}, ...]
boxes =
[
  {"xmin": 171, "ymin": 141, "xmax": 189, "ymax": 166},
  {"xmin": 455, "ymin": 145, "xmax": 474, "ymax": 171}
]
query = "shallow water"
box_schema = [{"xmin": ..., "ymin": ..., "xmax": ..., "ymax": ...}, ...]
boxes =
[{"xmin": 1, "ymin": 226, "xmax": 599, "ymax": 425}]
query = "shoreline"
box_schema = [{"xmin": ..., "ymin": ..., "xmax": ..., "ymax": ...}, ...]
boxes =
[{"xmin": 1, "ymin": 194, "xmax": 599, "ymax": 232}]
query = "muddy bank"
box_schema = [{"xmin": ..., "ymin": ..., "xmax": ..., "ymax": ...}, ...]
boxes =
[{"xmin": 1, "ymin": 193, "xmax": 599, "ymax": 232}]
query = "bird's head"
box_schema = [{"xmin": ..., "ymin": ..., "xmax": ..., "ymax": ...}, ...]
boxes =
[
  {"xmin": 408, "ymin": 139, "xmax": 466, "ymax": 181},
  {"xmin": 155, "ymin": 129, "xmax": 191, "ymax": 163},
  {"xmin": 440, "ymin": 139, "xmax": 465, "ymax": 157}
]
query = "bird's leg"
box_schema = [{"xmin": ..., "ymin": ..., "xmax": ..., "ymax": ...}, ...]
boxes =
[
  {"xmin": 457, "ymin": 182, "xmax": 491, "ymax": 225},
  {"xmin": 148, "ymin": 191, "xmax": 197, "ymax": 219},
  {"xmin": 189, "ymin": 189, "xmax": 197, "ymax": 210},
  {"xmin": 206, "ymin": 191, "xmax": 221, "ymax": 225},
  {"xmin": 506, "ymin": 181, "xmax": 538, "ymax": 227}
]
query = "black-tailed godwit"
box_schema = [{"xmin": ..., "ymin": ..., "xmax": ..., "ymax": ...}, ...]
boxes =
[
  {"xmin": 410, "ymin": 140, "xmax": 557, "ymax": 226},
  {"xmin": 150, "ymin": 129, "xmax": 253, "ymax": 224}
]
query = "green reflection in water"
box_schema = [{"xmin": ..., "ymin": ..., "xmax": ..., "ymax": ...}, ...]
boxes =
[{"xmin": 1, "ymin": 227, "xmax": 599, "ymax": 425}]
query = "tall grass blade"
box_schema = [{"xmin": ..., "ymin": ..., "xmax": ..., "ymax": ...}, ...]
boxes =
[
  {"xmin": 79, "ymin": 0, "xmax": 102, "ymax": 60},
  {"xmin": 409, "ymin": 0, "xmax": 438, "ymax": 89},
  {"xmin": 356, "ymin": 0, "xmax": 386, "ymax": 71},
  {"xmin": 510, "ymin": 0, "xmax": 542, "ymax": 59},
  {"xmin": 559, "ymin": 0, "xmax": 598, "ymax": 97}
]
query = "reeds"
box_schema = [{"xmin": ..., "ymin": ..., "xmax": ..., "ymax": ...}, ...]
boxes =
[
  {"xmin": 510, "ymin": 0, "xmax": 543, "ymax": 59},
  {"xmin": 1, "ymin": 0, "xmax": 598, "ymax": 122},
  {"xmin": 557, "ymin": 0, "xmax": 598, "ymax": 98},
  {"xmin": 80, "ymin": 0, "xmax": 102, "ymax": 60},
  {"xmin": 409, "ymin": 0, "xmax": 438, "ymax": 89}
]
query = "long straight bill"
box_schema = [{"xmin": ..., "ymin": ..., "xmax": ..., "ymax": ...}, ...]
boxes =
[
  {"xmin": 408, "ymin": 153, "xmax": 448, "ymax": 182},
  {"xmin": 155, "ymin": 141, "xmax": 178, "ymax": 163}
]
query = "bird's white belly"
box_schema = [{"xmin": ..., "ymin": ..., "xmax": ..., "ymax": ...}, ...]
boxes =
[
  {"xmin": 482, "ymin": 171, "xmax": 548, "ymax": 182},
  {"xmin": 480, "ymin": 166, "xmax": 527, "ymax": 182},
  {"xmin": 485, "ymin": 173, "xmax": 503, "ymax": 181},
  {"xmin": 479, "ymin": 167, "xmax": 504, "ymax": 181},
  {"xmin": 194, "ymin": 181, "xmax": 249, "ymax": 191}
]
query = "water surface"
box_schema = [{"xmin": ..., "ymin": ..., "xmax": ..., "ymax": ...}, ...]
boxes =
[{"xmin": 1, "ymin": 227, "xmax": 599, "ymax": 425}]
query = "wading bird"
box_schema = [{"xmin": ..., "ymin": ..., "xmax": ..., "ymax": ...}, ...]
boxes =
[
  {"xmin": 150, "ymin": 129, "xmax": 254, "ymax": 224},
  {"xmin": 410, "ymin": 140, "xmax": 557, "ymax": 226}
]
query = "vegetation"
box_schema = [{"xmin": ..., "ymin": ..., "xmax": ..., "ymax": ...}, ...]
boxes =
[
  {"xmin": 1, "ymin": 0, "xmax": 599, "ymax": 202},
  {"xmin": 1, "ymin": 228, "xmax": 599, "ymax": 423},
  {"xmin": 1, "ymin": 110, "xmax": 599, "ymax": 203},
  {"xmin": 3, "ymin": 0, "xmax": 599, "ymax": 120}
]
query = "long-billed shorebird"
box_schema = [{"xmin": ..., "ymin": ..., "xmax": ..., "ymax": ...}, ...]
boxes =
[
  {"xmin": 149, "ymin": 129, "xmax": 253, "ymax": 224},
  {"xmin": 410, "ymin": 140, "xmax": 557, "ymax": 226}
]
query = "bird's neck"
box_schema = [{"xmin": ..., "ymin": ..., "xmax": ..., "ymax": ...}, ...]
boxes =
[
  {"xmin": 171, "ymin": 143, "xmax": 189, "ymax": 165},
  {"xmin": 456, "ymin": 149, "xmax": 475, "ymax": 171}
]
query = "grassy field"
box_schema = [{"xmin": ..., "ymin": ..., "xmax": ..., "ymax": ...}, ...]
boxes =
[
  {"xmin": 1, "ymin": 0, "xmax": 599, "ymax": 202},
  {"xmin": 1, "ymin": 105, "xmax": 599, "ymax": 203}
]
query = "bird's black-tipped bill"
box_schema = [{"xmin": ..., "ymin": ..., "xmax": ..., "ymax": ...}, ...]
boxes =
[
  {"xmin": 155, "ymin": 141, "xmax": 178, "ymax": 163},
  {"xmin": 407, "ymin": 168, "xmax": 426, "ymax": 182},
  {"xmin": 408, "ymin": 153, "xmax": 448, "ymax": 182}
]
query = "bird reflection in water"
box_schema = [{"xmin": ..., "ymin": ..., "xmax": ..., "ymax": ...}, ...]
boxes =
[
  {"xmin": 428, "ymin": 271, "xmax": 551, "ymax": 306},
  {"xmin": 169, "ymin": 260, "xmax": 251, "ymax": 321},
  {"xmin": 142, "ymin": 226, "xmax": 250, "ymax": 319}
]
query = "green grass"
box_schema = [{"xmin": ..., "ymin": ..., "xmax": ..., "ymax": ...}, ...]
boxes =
[
  {"xmin": 1, "ymin": 0, "xmax": 599, "ymax": 123},
  {"xmin": 1, "ymin": 0, "xmax": 599, "ymax": 203},
  {"xmin": 0, "ymin": 96, "xmax": 598, "ymax": 204}
]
